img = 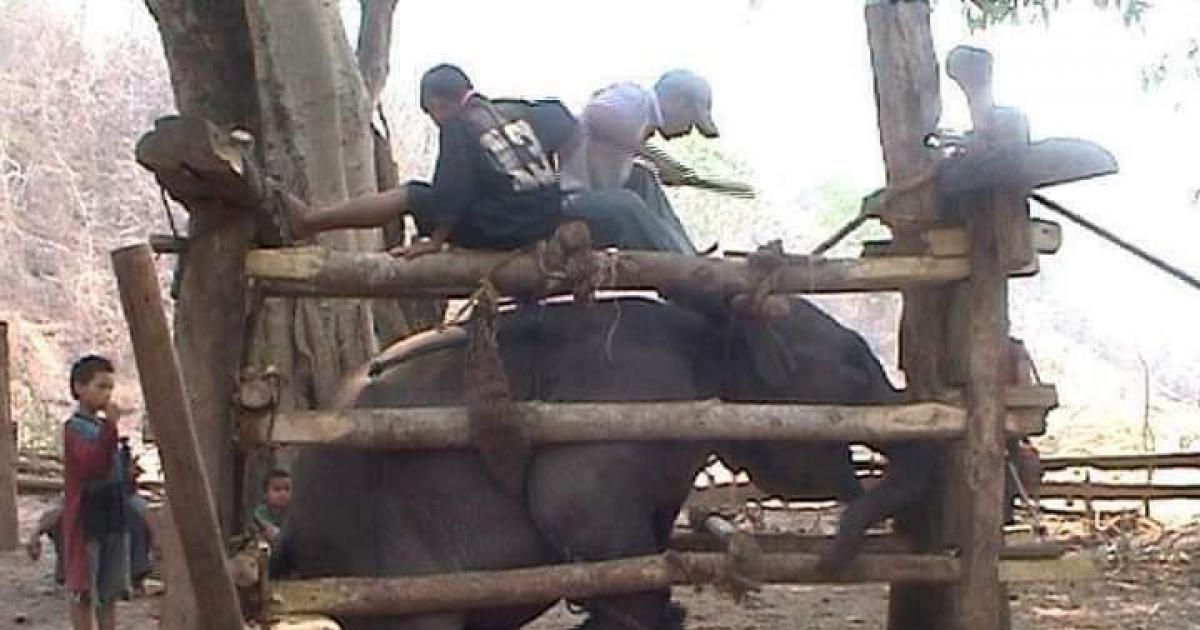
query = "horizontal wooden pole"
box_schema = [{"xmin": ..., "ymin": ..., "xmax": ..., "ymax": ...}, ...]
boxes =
[
  {"xmin": 149, "ymin": 233, "xmax": 188, "ymax": 254},
  {"xmin": 17, "ymin": 474, "xmax": 162, "ymax": 496},
  {"xmin": 240, "ymin": 401, "xmax": 1046, "ymax": 450},
  {"xmin": 668, "ymin": 531, "xmax": 1067, "ymax": 560},
  {"xmin": 997, "ymin": 554, "xmax": 1099, "ymax": 584},
  {"xmin": 271, "ymin": 552, "xmax": 959, "ymax": 617},
  {"xmin": 1040, "ymin": 482, "xmax": 1200, "ymax": 501},
  {"xmin": 269, "ymin": 550, "xmax": 1097, "ymax": 617},
  {"xmin": 688, "ymin": 479, "xmax": 1200, "ymax": 507},
  {"xmin": 936, "ymin": 384, "xmax": 1058, "ymax": 410},
  {"xmin": 1040, "ymin": 452, "xmax": 1200, "ymax": 472},
  {"xmin": 17, "ymin": 475, "xmax": 62, "ymax": 495},
  {"xmin": 244, "ymin": 246, "xmax": 969, "ymax": 299},
  {"xmin": 862, "ymin": 219, "xmax": 1062, "ymax": 259}
]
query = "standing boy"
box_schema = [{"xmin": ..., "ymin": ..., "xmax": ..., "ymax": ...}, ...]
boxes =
[{"xmin": 62, "ymin": 355, "xmax": 130, "ymax": 630}]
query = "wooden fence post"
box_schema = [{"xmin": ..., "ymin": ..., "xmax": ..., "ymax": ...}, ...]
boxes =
[
  {"xmin": 863, "ymin": 3, "xmax": 960, "ymax": 628},
  {"xmin": 0, "ymin": 321, "xmax": 18, "ymax": 551},
  {"xmin": 112, "ymin": 243, "xmax": 244, "ymax": 630},
  {"xmin": 955, "ymin": 190, "xmax": 1012, "ymax": 630}
]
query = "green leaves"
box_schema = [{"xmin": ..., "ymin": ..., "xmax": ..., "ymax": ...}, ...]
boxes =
[{"xmin": 959, "ymin": 0, "xmax": 1148, "ymax": 31}]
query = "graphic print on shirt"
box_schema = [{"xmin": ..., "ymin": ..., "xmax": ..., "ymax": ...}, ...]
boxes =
[{"xmin": 478, "ymin": 119, "xmax": 557, "ymax": 193}]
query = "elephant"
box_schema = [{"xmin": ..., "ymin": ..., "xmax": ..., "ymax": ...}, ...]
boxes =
[{"xmin": 276, "ymin": 295, "xmax": 936, "ymax": 630}]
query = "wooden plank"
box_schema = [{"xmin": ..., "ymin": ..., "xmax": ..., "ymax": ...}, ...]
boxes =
[
  {"xmin": 0, "ymin": 321, "xmax": 16, "ymax": 550},
  {"xmin": 111, "ymin": 243, "xmax": 244, "ymax": 630},
  {"xmin": 16, "ymin": 475, "xmax": 63, "ymax": 495},
  {"xmin": 998, "ymin": 554, "xmax": 1099, "ymax": 583},
  {"xmin": 685, "ymin": 477, "xmax": 1200, "ymax": 505},
  {"xmin": 1040, "ymin": 452, "xmax": 1200, "ymax": 472},
  {"xmin": 239, "ymin": 401, "xmax": 1050, "ymax": 450},
  {"xmin": 999, "ymin": 384, "xmax": 1058, "ymax": 410},
  {"xmin": 270, "ymin": 553, "xmax": 961, "ymax": 617},
  {"xmin": 862, "ymin": 219, "xmax": 1062, "ymax": 259},
  {"xmin": 245, "ymin": 247, "xmax": 969, "ymax": 299},
  {"xmin": 1039, "ymin": 482, "xmax": 1200, "ymax": 500},
  {"xmin": 274, "ymin": 616, "xmax": 342, "ymax": 630},
  {"xmin": 669, "ymin": 531, "xmax": 1067, "ymax": 561},
  {"xmin": 671, "ymin": 531, "xmax": 910, "ymax": 555}
]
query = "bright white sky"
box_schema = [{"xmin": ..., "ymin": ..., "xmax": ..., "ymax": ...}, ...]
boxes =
[{"xmin": 82, "ymin": 0, "xmax": 1200, "ymax": 388}]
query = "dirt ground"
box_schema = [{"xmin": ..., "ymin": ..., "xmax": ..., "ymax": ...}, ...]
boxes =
[{"xmin": 5, "ymin": 494, "xmax": 1200, "ymax": 630}]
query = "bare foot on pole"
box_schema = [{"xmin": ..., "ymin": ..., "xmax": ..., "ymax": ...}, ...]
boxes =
[{"xmin": 279, "ymin": 190, "xmax": 314, "ymax": 240}]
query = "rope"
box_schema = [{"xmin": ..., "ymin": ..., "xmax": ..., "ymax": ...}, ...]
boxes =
[
  {"xmin": 730, "ymin": 241, "xmax": 787, "ymax": 320},
  {"xmin": 464, "ymin": 279, "xmax": 530, "ymax": 498},
  {"xmin": 1008, "ymin": 459, "xmax": 1044, "ymax": 539},
  {"xmin": 260, "ymin": 369, "xmax": 283, "ymax": 467},
  {"xmin": 596, "ymin": 252, "xmax": 623, "ymax": 361},
  {"xmin": 1031, "ymin": 192, "xmax": 1200, "ymax": 293},
  {"xmin": 810, "ymin": 214, "xmax": 869, "ymax": 256},
  {"xmin": 159, "ymin": 185, "xmax": 181, "ymax": 239}
]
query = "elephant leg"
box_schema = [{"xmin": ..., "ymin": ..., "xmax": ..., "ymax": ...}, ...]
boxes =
[
  {"xmin": 820, "ymin": 442, "xmax": 936, "ymax": 575},
  {"xmin": 527, "ymin": 447, "xmax": 692, "ymax": 630}
]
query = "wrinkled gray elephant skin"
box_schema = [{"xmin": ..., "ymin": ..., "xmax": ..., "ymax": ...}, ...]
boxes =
[{"xmin": 276, "ymin": 297, "xmax": 935, "ymax": 630}]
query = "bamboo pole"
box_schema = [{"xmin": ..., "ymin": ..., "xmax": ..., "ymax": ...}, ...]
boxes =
[
  {"xmin": 112, "ymin": 243, "xmax": 244, "ymax": 630},
  {"xmin": 0, "ymin": 321, "xmax": 17, "ymax": 550},
  {"xmin": 239, "ymin": 401, "xmax": 1046, "ymax": 450},
  {"xmin": 245, "ymin": 247, "xmax": 969, "ymax": 299}
]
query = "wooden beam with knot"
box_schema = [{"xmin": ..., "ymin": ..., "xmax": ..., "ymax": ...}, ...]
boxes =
[{"xmin": 134, "ymin": 115, "xmax": 264, "ymax": 214}]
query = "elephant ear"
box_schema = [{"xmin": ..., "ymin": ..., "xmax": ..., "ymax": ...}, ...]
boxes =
[{"xmin": 730, "ymin": 318, "xmax": 801, "ymax": 392}]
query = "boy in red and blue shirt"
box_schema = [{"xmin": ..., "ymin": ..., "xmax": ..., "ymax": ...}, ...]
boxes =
[{"xmin": 62, "ymin": 355, "xmax": 129, "ymax": 630}]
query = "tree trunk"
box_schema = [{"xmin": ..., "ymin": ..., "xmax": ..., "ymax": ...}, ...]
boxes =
[
  {"xmin": 242, "ymin": 0, "xmax": 378, "ymax": 410},
  {"xmin": 145, "ymin": 0, "xmax": 259, "ymax": 537},
  {"xmin": 356, "ymin": 0, "xmax": 445, "ymax": 342},
  {"xmin": 144, "ymin": 1, "xmax": 406, "ymax": 627}
]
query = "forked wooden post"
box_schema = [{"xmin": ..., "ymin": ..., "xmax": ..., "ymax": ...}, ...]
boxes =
[
  {"xmin": 0, "ymin": 321, "xmax": 18, "ymax": 550},
  {"xmin": 864, "ymin": 3, "xmax": 965, "ymax": 628},
  {"xmin": 112, "ymin": 243, "xmax": 244, "ymax": 630}
]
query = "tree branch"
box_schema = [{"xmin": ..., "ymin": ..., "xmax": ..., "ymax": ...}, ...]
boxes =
[{"xmin": 356, "ymin": 0, "xmax": 399, "ymax": 108}]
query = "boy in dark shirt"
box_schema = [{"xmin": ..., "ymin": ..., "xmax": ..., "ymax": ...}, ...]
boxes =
[{"xmin": 287, "ymin": 64, "xmax": 563, "ymax": 259}]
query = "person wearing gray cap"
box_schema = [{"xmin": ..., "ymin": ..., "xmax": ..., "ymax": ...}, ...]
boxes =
[
  {"xmin": 561, "ymin": 69, "xmax": 718, "ymax": 192},
  {"xmin": 558, "ymin": 69, "xmax": 721, "ymax": 254}
]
